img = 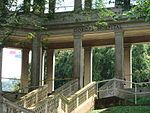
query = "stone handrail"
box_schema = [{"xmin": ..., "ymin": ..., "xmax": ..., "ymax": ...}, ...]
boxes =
[
  {"xmin": 54, "ymin": 79, "xmax": 78, "ymax": 97},
  {"xmin": 31, "ymin": 82, "xmax": 96, "ymax": 113},
  {"xmin": 97, "ymin": 78, "xmax": 127, "ymax": 98},
  {"xmin": 17, "ymin": 85, "xmax": 48, "ymax": 108},
  {"xmin": 60, "ymin": 82, "xmax": 96, "ymax": 113},
  {"xmin": 17, "ymin": 80, "xmax": 78, "ymax": 111},
  {"xmin": 32, "ymin": 95, "xmax": 59, "ymax": 113},
  {"xmin": 97, "ymin": 78, "xmax": 150, "ymax": 104},
  {"xmin": 2, "ymin": 97, "xmax": 35, "ymax": 113},
  {"xmin": 30, "ymin": 79, "xmax": 78, "ymax": 113}
]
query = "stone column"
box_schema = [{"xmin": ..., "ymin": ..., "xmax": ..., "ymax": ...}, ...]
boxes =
[
  {"xmin": 84, "ymin": 0, "xmax": 92, "ymax": 9},
  {"xmin": 124, "ymin": 44, "xmax": 132, "ymax": 88},
  {"xmin": 31, "ymin": 34, "xmax": 43, "ymax": 90},
  {"xmin": 84, "ymin": 47, "xmax": 93, "ymax": 86},
  {"xmin": 49, "ymin": 0, "xmax": 56, "ymax": 14},
  {"xmin": 41, "ymin": 50, "xmax": 46, "ymax": 86},
  {"xmin": 46, "ymin": 49, "xmax": 55, "ymax": 93},
  {"xmin": 23, "ymin": 0, "xmax": 31, "ymax": 13},
  {"xmin": 115, "ymin": 30, "xmax": 124, "ymax": 79},
  {"xmin": 21, "ymin": 49, "xmax": 30, "ymax": 93},
  {"xmin": 74, "ymin": 31, "xmax": 83, "ymax": 89},
  {"xmin": 0, "ymin": 48, "xmax": 3, "ymax": 113},
  {"xmin": 74, "ymin": 0, "xmax": 82, "ymax": 10}
]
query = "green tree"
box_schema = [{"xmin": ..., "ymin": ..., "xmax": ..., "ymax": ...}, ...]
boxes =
[
  {"xmin": 55, "ymin": 50, "xmax": 73, "ymax": 89},
  {"xmin": 128, "ymin": 0, "xmax": 150, "ymax": 23},
  {"xmin": 132, "ymin": 44, "xmax": 150, "ymax": 82},
  {"xmin": 92, "ymin": 47, "xmax": 115, "ymax": 81}
]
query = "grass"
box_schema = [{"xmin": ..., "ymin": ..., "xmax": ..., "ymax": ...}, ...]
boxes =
[
  {"xmin": 91, "ymin": 106, "xmax": 150, "ymax": 113},
  {"xmin": 128, "ymin": 97, "xmax": 150, "ymax": 104}
]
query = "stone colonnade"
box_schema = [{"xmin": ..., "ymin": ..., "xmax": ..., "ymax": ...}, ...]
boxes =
[
  {"xmin": 0, "ymin": 30, "xmax": 133, "ymax": 94},
  {"xmin": 23, "ymin": 29, "xmax": 132, "ymax": 93},
  {"xmin": 0, "ymin": 29, "xmax": 133, "ymax": 94},
  {"xmin": 0, "ymin": 1, "xmax": 133, "ymax": 94}
]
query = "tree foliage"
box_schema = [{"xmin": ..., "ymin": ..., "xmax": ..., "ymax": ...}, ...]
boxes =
[
  {"xmin": 132, "ymin": 44, "xmax": 150, "ymax": 82},
  {"xmin": 54, "ymin": 50, "xmax": 73, "ymax": 89},
  {"xmin": 92, "ymin": 47, "xmax": 115, "ymax": 81},
  {"xmin": 55, "ymin": 44, "xmax": 150, "ymax": 83},
  {"xmin": 128, "ymin": 0, "xmax": 150, "ymax": 23}
]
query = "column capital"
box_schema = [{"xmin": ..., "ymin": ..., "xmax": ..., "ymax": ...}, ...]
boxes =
[
  {"xmin": 114, "ymin": 29, "xmax": 124, "ymax": 34},
  {"xmin": 73, "ymin": 32, "xmax": 83, "ymax": 39}
]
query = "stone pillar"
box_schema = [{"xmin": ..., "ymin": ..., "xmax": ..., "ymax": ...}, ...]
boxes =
[
  {"xmin": 31, "ymin": 34, "xmax": 43, "ymax": 90},
  {"xmin": 84, "ymin": 47, "xmax": 93, "ymax": 86},
  {"xmin": 41, "ymin": 50, "xmax": 46, "ymax": 86},
  {"xmin": 74, "ymin": 0, "xmax": 82, "ymax": 10},
  {"xmin": 115, "ymin": 30, "xmax": 124, "ymax": 79},
  {"xmin": 124, "ymin": 44, "xmax": 132, "ymax": 88},
  {"xmin": 49, "ymin": 0, "xmax": 56, "ymax": 14},
  {"xmin": 74, "ymin": 31, "xmax": 83, "ymax": 89},
  {"xmin": 21, "ymin": 49, "xmax": 30, "ymax": 93},
  {"xmin": 0, "ymin": 48, "xmax": 3, "ymax": 113},
  {"xmin": 24, "ymin": 0, "xmax": 31, "ymax": 13},
  {"xmin": 46, "ymin": 49, "xmax": 55, "ymax": 93},
  {"xmin": 84, "ymin": 0, "xmax": 92, "ymax": 9}
]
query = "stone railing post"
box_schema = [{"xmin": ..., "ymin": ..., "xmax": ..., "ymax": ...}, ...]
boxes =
[
  {"xmin": 45, "ymin": 99, "xmax": 48, "ymax": 113},
  {"xmin": 86, "ymin": 90, "xmax": 88, "ymax": 100},
  {"xmin": 24, "ymin": 97, "xmax": 27, "ymax": 108},
  {"xmin": 65, "ymin": 103, "xmax": 68, "ymax": 113},
  {"xmin": 76, "ymin": 96, "xmax": 79, "ymax": 107},
  {"xmin": 36, "ymin": 93, "xmax": 38, "ymax": 104}
]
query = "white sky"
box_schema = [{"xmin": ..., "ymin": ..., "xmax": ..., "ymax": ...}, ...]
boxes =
[
  {"xmin": 11, "ymin": 0, "xmax": 137, "ymax": 12},
  {"xmin": 2, "ymin": 48, "xmax": 22, "ymax": 80}
]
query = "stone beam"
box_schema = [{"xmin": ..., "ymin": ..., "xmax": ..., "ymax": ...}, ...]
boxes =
[{"xmin": 44, "ymin": 35, "xmax": 150, "ymax": 49}]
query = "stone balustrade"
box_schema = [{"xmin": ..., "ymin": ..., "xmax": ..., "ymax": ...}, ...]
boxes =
[
  {"xmin": 3, "ymin": 97, "xmax": 35, "ymax": 113},
  {"xmin": 17, "ymin": 85, "xmax": 48, "ymax": 108},
  {"xmin": 14, "ymin": 80, "xmax": 96, "ymax": 113},
  {"xmin": 54, "ymin": 79, "xmax": 79, "ymax": 97},
  {"xmin": 30, "ymin": 82, "xmax": 96, "ymax": 113},
  {"xmin": 63, "ymin": 82, "xmax": 96, "ymax": 113}
]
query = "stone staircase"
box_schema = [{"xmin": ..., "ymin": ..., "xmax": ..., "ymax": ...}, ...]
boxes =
[
  {"xmin": 2, "ymin": 79, "xmax": 96, "ymax": 113},
  {"xmin": 2, "ymin": 97, "xmax": 34, "ymax": 113},
  {"xmin": 2, "ymin": 78, "xmax": 149, "ymax": 113}
]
